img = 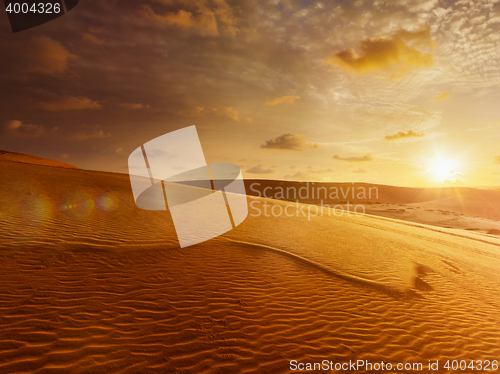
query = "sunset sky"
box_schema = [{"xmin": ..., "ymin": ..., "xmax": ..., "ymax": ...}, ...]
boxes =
[{"xmin": 2, "ymin": 0, "xmax": 500, "ymax": 186}]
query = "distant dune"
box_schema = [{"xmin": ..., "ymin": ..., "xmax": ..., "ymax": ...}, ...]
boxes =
[
  {"xmin": 0, "ymin": 150, "xmax": 79, "ymax": 169},
  {"xmin": 246, "ymin": 179, "xmax": 500, "ymax": 232},
  {"xmin": 245, "ymin": 178, "xmax": 500, "ymax": 208},
  {"xmin": 1, "ymin": 158, "xmax": 500, "ymax": 372}
]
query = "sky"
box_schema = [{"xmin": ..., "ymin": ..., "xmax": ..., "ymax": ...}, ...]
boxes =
[{"xmin": 2, "ymin": 0, "xmax": 500, "ymax": 186}]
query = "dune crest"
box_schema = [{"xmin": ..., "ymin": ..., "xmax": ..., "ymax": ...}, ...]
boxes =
[{"xmin": 0, "ymin": 150, "xmax": 79, "ymax": 169}]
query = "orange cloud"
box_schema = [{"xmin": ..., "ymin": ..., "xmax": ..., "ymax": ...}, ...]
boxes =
[
  {"xmin": 4, "ymin": 120, "xmax": 44, "ymax": 138},
  {"xmin": 384, "ymin": 130, "xmax": 425, "ymax": 141},
  {"xmin": 266, "ymin": 95, "xmax": 301, "ymax": 106},
  {"xmin": 71, "ymin": 126, "xmax": 111, "ymax": 141},
  {"xmin": 333, "ymin": 154, "xmax": 373, "ymax": 162},
  {"xmin": 39, "ymin": 96, "xmax": 103, "ymax": 111},
  {"xmin": 261, "ymin": 133, "xmax": 319, "ymax": 151},
  {"xmin": 433, "ymin": 91, "xmax": 450, "ymax": 101},
  {"xmin": 25, "ymin": 36, "xmax": 77, "ymax": 75},
  {"xmin": 140, "ymin": 0, "xmax": 237, "ymax": 36},
  {"xmin": 119, "ymin": 103, "xmax": 151, "ymax": 109},
  {"xmin": 323, "ymin": 26, "xmax": 434, "ymax": 78},
  {"xmin": 176, "ymin": 106, "xmax": 239, "ymax": 121},
  {"xmin": 215, "ymin": 107, "xmax": 239, "ymax": 121},
  {"xmin": 176, "ymin": 106, "xmax": 206, "ymax": 117},
  {"xmin": 246, "ymin": 165, "xmax": 274, "ymax": 174},
  {"xmin": 81, "ymin": 33, "xmax": 105, "ymax": 45}
]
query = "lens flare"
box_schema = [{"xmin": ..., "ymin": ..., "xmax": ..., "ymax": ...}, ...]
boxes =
[
  {"xmin": 96, "ymin": 193, "xmax": 117, "ymax": 213},
  {"xmin": 25, "ymin": 195, "xmax": 53, "ymax": 223},
  {"xmin": 18, "ymin": 191, "xmax": 54, "ymax": 245},
  {"xmin": 60, "ymin": 191, "xmax": 95, "ymax": 220}
]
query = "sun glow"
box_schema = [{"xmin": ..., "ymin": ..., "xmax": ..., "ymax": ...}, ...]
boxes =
[{"xmin": 430, "ymin": 157, "xmax": 458, "ymax": 182}]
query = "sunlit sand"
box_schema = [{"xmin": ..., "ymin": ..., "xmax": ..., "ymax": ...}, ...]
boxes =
[{"xmin": 1, "ymin": 153, "xmax": 500, "ymax": 372}]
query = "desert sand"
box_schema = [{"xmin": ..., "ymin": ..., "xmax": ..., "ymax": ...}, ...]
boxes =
[{"xmin": 1, "ymin": 154, "xmax": 500, "ymax": 373}]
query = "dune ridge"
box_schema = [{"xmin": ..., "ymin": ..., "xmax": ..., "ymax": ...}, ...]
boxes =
[{"xmin": 0, "ymin": 150, "xmax": 79, "ymax": 170}]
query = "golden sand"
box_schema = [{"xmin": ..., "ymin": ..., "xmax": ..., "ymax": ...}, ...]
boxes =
[{"xmin": 1, "ymin": 156, "xmax": 500, "ymax": 373}]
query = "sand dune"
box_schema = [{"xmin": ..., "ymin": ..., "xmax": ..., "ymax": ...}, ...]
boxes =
[
  {"xmin": 245, "ymin": 179, "xmax": 500, "ymax": 213},
  {"xmin": 247, "ymin": 179, "xmax": 500, "ymax": 234},
  {"xmin": 0, "ymin": 150, "xmax": 79, "ymax": 170},
  {"xmin": 1, "ymin": 157, "xmax": 500, "ymax": 373}
]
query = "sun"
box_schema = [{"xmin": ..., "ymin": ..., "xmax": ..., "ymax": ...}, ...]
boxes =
[{"xmin": 430, "ymin": 157, "xmax": 457, "ymax": 182}]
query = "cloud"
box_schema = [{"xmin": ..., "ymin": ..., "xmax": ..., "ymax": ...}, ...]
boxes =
[
  {"xmin": 283, "ymin": 171, "xmax": 312, "ymax": 180},
  {"xmin": 261, "ymin": 133, "xmax": 319, "ymax": 151},
  {"xmin": 353, "ymin": 168, "xmax": 367, "ymax": 173},
  {"xmin": 494, "ymin": 156, "xmax": 500, "ymax": 165},
  {"xmin": 283, "ymin": 168, "xmax": 332, "ymax": 180},
  {"xmin": 4, "ymin": 120, "xmax": 44, "ymax": 138},
  {"xmin": 333, "ymin": 154, "xmax": 373, "ymax": 162},
  {"xmin": 39, "ymin": 96, "xmax": 103, "ymax": 111},
  {"xmin": 384, "ymin": 130, "xmax": 425, "ymax": 141},
  {"xmin": 310, "ymin": 168, "xmax": 333, "ymax": 174},
  {"xmin": 323, "ymin": 26, "xmax": 434, "ymax": 78},
  {"xmin": 433, "ymin": 91, "xmax": 450, "ymax": 101},
  {"xmin": 141, "ymin": 7, "xmax": 217, "ymax": 36},
  {"xmin": 81, "ymin": 33, "xmax": 105, "ymax": 45},
  {"xmin": 211, "ymin": 0, "xmax": 239, "ymax": 36},
  {"xmin": 176, "ymin": 106, "xmax": 205, "ymax": 117},
  {"xmin": 266, "ymin": 95, "xmax": 301, "ymax": 106},
  {"xmin": 71, "ymin": 126, "xmax": 111, "ymax": 141},
  {"xmin": 246, "ymin": 165, "xmax": 274, "ymax": 174},
  {"xmin": 140, "ymin": 0, "xmax": 238, "ymax": 37},
  {"xmin": 216, "ymin": 107, "xmax": 239, "ymax": 121},
  {"xmin": 176, "ymin": 106, "xmax": 239, "ymax": 120},
  {"xmin": 25, "ymin": 36, "xmax": 77, "ymax": 75},
  {"xmin": 119, "ymin": 103, "xmax": 151, "ymax": 109}
]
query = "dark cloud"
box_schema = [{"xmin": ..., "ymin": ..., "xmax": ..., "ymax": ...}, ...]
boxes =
[
  {"xmin": 261, "ymin": 134, "xmax": 319, "ymax": 151},
  {"xmin": 39, "ymin": 96, "xmax": 103, "ymax": 111},
  {"xmin": 71, "ymin": 130, "xmax": 110, "ymax": 141},
  {"xmin": 24, "ymin": 36, "xmax": 77, "ymax": 75},
  {"xmin": 3, "ymin": 120, "xmax": 44, "ymax": 138},
  {"xmin": 71, "ymin": 124, "xmax": 110, "ymax": 141},
  {"xmin": 118, "ymin": 103, "xmax": 151, "ymax": 110},
  {"xmin": 81, "ymin": 32, "xmax": 105, "ymax": 45},
  {"xmin": 283, "ymin": 171, "xmax": 311, "ymax": 180},
  {"xmin": 246, "ymin": 165, "xmax": 274, "ymax": 174}
]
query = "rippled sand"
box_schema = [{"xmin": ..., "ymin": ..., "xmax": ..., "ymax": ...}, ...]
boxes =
[{"xmin": 1, "ymin": 157, "xmax": 500, "ymax": 373}]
